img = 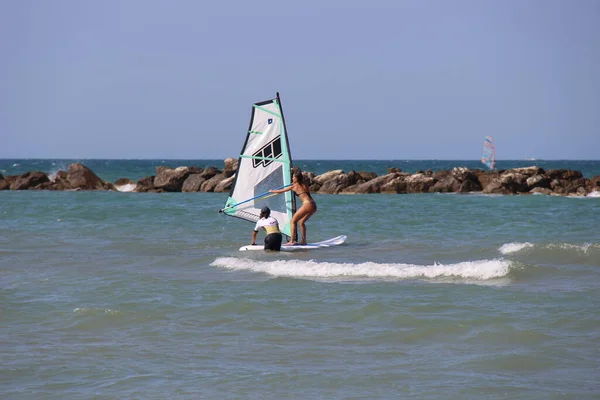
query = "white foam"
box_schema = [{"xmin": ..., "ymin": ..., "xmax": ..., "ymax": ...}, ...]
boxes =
[
  {"xmin": 47, "ymin": 163, "xmax": 69, "ymax": 182},
  {"xmin": 115, "ymin": 183, "xmax": 137, "ymax": 192},
  {"xmin": 499, "ymin": 242, "xmax": 599, "ymax": 255},
  {"xmin": 545, "ymin": 243, "xmax": 600, "ymax": 253},
  {"xmin": 73, "ymin": 307, "xmax": 121, "ymax": 315},
  {"xmin": 499, "ymin": 242, "xmax": 534, "ymax": 254},
  {"xmin": 210, "ymin": 258, "xmax": 511, "ymax": 281},
  {"xmin": 566, "ymin": 191, "xmax": 600, "ymax": 199}
]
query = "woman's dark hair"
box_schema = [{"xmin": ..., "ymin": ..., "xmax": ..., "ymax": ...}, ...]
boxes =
[
  {"xmin": 260, "ymin": 206, "xmax": 270, "ymax": 218},
  {"xmin": 293, "ymin": 169, "xmax": 304, "ymax": 184}
]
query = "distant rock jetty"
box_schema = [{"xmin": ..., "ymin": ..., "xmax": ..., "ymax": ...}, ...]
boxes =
[{"xmin": 1, "ymin": 159, "xmax": 599, "ymax": 197}]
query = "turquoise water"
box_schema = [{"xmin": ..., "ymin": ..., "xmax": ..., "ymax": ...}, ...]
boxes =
[{"xmin": 1, "ymin": 160, "xmax": 600, "ymax": 399}]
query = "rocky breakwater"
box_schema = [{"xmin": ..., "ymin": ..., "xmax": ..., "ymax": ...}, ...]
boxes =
[
  {"xmin": 296, "ymin": 166, "xmax": 599, "ymax": 196},
  {"xmin": 1, "ymin": 160, "xmax": 599, "ymax": 197},
  {"xmin": 0, "ymin": 163, "xmax": 115, "ymax": 191}
]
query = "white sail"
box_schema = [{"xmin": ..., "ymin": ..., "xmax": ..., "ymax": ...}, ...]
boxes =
[{"xmin": 222, "ymin": 93, "xmax": 296, "ymax": 239}]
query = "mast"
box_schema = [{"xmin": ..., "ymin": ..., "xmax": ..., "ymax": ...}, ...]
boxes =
[{"xmin": 276, "ymin": 92, "xmax": 297, "ymax": 241}]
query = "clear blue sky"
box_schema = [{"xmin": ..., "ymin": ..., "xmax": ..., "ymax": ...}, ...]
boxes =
[{"xmin": 1, "ymin": 0, "xmax": 599, "ymax": 160}]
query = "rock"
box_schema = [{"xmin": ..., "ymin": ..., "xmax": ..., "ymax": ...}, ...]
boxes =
[
  {"xmin": 342, "ymin": 173, "xmax": 407, "ymax": 194},
  {"xmin": 201, "ymin": 172, "xmax": 228, "ymax": 192},
  {"xmin": 474, "ymin": 170, "xmax": 499, "ymax": 192},
  {"xmin": 526, "ymin": 174, "xmax": 551, "ymax": 190},
  {"xmin": 546, "ymin": 169, "xmax": 583, "ymax": 180},
  {"xmin": 548, "ymin": 169, "xmax": 587, "ymax": 195},
  {"xmin": 406, "ymin": 173, "xmax": 436, "ymax": 193},
  {"xmin": 317, "ymin": 171, "xmax": 362, "ymax": 194},
  {"xmin": 181, "ymin": 174, "xmax": 207, "ymax": 192},
  {"xmin": 67, "ymin": 163, "xmax": 105, "ymax": 190},
  {"xmin": 135, "ymin": 176, "xmax": 156, "ymax": 192},
  {"xmin": 0, "ymin": 173, "xmax": 10, "ymax": 190},
  {"xmin": 483, "ymin": 177, "xmax": 512, "ymax": 195},
  {"xmin": 500, "ymin": 172, "xmax": 529, "ymax": 193},
  {"xmin": 154, "ymin": 166, "xmax": 191, "ymax": 192},
  {"xmin": 52, "ymin": 170, "xmax": 72, "ymax": 190},
  {"xmin": 188, "ymin": 166, "xmax": 203, "ymax": 174},
  {"xmin": 510, "ymin": 166, "xmax": 545, "ymax": 176},
  {"xmin": 358, "ymin": 171, "xmax": 377, "ymax": 181},
  {"xmin": 380, "ymin": 175, "xmax": 408, "ymax": 193},
  {"xmin": 458, "ymin": 180, "xmax": 481, "ymax": 193},
  {"xmin": 200, "ymin": 166, "xmax": 221, "ymax": 179},
  {"xmin": 587, "ymin": 175, "xmax": 600, "ymax": 193},
  {"xmin": 10, "ymin": 171, "xmax": 50, "ymax": 190},
  {"xmin": 214, "ymin": 174, "xmax": 236, "ymax": 192},
  {"xmin": 223, "ymin": 158, "xmax": 238, "ymax": 176},
  {"xmin": 568, "ymin": 186, "xmax": 588, "ymax": 197},
  {"xmin": 429, "ymin": 167, "xmax": 481, "ymax": 193},
  {"xmin": 312, "ymin": 170, "xmax": 344, "ymax": 186}
]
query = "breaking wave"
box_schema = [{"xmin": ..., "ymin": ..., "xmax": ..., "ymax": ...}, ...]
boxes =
[
  {"xmin": 210, "ymin": 258, "xmax": 511, "ymax": 281},
  {"xmin": 115, "ymin": 183, "xmax": 137, "ymax": 192},
  {"xmin": 499, "ymin": 242, "xmax": 600, "ymax": 255}
]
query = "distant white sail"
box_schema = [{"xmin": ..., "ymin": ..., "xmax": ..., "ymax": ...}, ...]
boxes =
[
  {"xmin": 481, "ymin": 136, "xmax": 496, "ymax": 170},
  {"xmin": 221, "ymin": 93, "xmax": 296, "ymax": 240}
]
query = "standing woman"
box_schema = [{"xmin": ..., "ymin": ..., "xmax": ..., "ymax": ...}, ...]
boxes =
[{"xmin": 269, "ymin": 169, "xmax": 317, "ymax": 245}]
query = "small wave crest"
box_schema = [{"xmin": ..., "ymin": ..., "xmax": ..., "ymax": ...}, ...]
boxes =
[
  {"xmin": 545, "ymin": 243, "xmax": 600, "ymax": 253},
  {"xmin": 115, "ymin": 183, "xmax": 136, "ymax": 192},
  {"xmin": 47, "ymin": 163, "xmax": 70, "ymax": 182},
  {"xmin": 499, "ymin": 242, "xmax": 600, "ymax": 255},
  {"xmin": 210, "ymin": 258, "xmax": 511, "ymax": 281},
  {"xmin": 499, "ymin": 242, "xmax": 535, "ymax": 254},
  {"xmin": 73, "ymin": 307, "xmax": 122, "ymax": 315}
]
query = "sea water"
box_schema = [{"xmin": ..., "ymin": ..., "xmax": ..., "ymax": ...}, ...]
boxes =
[{"xmin": 1, "ymin": 160, "xmax": 599, "ymax": 399}]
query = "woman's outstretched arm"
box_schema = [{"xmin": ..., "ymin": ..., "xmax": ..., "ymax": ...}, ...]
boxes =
[{"xmin": 269, "ymin": 185, "xmax": 293, "ymax": 194}]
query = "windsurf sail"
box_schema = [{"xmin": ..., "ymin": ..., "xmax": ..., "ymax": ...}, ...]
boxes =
[
  {"xmin": 221, "ymin": 93, "xmax": 296, "ymax": 240},
  {"xmin": 481, "ymin": 136, "xmax": 496, "ymax": 170}
]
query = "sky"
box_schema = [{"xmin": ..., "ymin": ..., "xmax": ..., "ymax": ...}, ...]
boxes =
[{"xmin": 1, "ymin": 0, "xmax": 599, "ymax": 160}]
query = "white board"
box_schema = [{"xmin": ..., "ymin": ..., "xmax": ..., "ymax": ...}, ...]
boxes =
[{"xmin": 239, "ymin": 235, "xmax": 347, "ymax": 251}]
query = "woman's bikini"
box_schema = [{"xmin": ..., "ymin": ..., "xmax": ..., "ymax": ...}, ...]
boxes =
[{"xmin": 295, "ymin": 188, "xmax": 317, "ymax": 209}]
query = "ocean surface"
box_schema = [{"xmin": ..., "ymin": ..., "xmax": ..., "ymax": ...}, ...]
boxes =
[{"xmin": 2, "ymin": 159, "xmax": 599, "ymax": 399}]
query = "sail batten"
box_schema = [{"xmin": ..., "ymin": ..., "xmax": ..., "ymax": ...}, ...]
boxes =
[
  {"xmin": 240, "ymin": 155, "xmax": 291, "ymax": 163},
  {"xmin": 222, "ymin": 93, "xmax": 296, "ymax": 240},
  {"xmin": 252, "ymin": 105, "xmax": 282, "ymax": 118}
]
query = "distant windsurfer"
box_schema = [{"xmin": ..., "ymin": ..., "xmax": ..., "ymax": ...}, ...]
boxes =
[
  {"xmin": 269, "ymin": 169, "xmax": 317, "ymax": 245},
  {"xmin": 251, "ymin": 206, "xmax": 283, "ymax": 251}
]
